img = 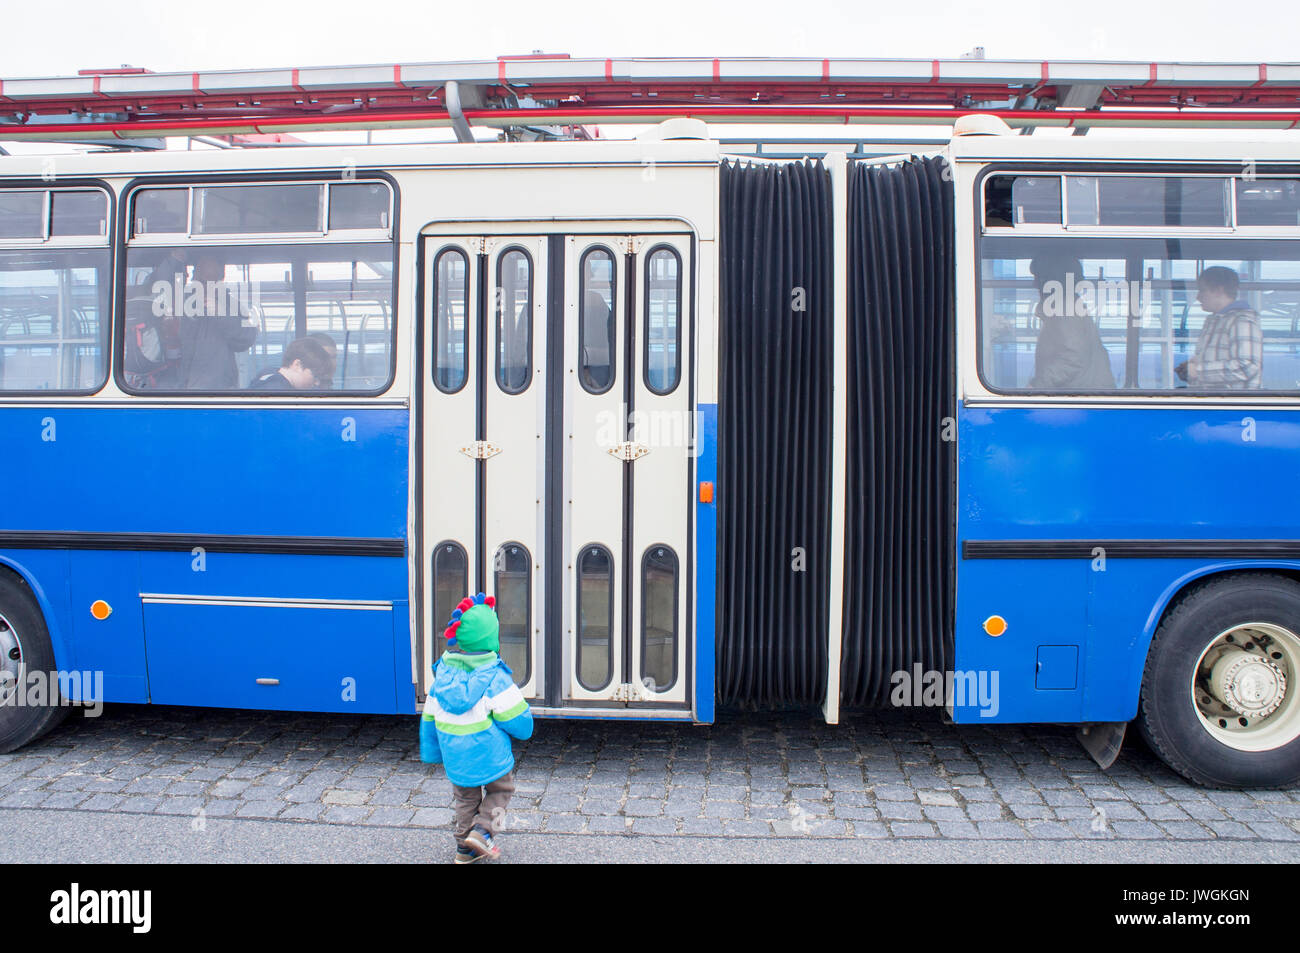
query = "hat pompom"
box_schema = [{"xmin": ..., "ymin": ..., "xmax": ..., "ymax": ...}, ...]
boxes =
[{"xmin": 485, "ymin": 595, "xmax": 496, "ymax": 609}]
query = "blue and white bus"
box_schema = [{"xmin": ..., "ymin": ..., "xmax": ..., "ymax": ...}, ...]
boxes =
[{"xmin": 2, "ymin": 116, "xmax": 1299, "ymax": 788}]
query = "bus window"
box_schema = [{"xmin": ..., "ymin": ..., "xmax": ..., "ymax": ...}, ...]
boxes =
[
  {"xmin": 432, "ymin": 542, "xmax": 468, "ymax": 664},
  {"xmin": 493, "ymin": 543, "xmax": 531, "ymax": 687},
  {"xmin": 641, "ymin": 545, "xmax": 678, "ymax": 692},
  {"xmin": 984, "ymin": 175, "xmax": 1062, "ymax": 228},
  {"xmin": 192, "ymin": 184, "xmax": 323, "ymax": 235},
  {"xmin": 132, "ymin": 189, "xmax": 188, "ymax": 235},
  {"xmin": 0, "ymin": 248, "xmax": 109, "ymax": 391},
  {"xmin": 50, "ymin": 191, "xmax": 108, "ymax": 238},
  {"xmin": 123, "ymin": 242, "xmax": 394, "ymax": 393},
  {"xmin": 577, "ymin": 545, "xmax": 613, "ymax": 692},
  {"xmin": 433, "ymin": 248, "xmax": 469, "ymax": 394},
  {"xmin": 1065, "ymin": 176, "xmax": 1231, "ymax": 228},
  {"xmin": 328, "ymin": 182, "xmax": 390, "ymax": 231},
  {"xmin": 495, "ymin": 248, "xmax": 532, "ymax": 394},
  {"xmin": 980, "ymin": 235, "xmax": 1300, "ymax": 393},
  {"xmin": 1237, "ymin": 179, "xmax": 1300, "ymax": 227},
  {"xmin": 644, "ymin": 246, "xmax": 681, "ymax": 394},
  {"xmin": 0, "ymin": 191, "xmax": 46, "ymax": 240},
  {"xmin": 579, "ymin": 247, "xmax": 616, "ymax": 393}
]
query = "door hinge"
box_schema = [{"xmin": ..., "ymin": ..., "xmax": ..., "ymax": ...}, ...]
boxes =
[
  {"xmin": 606, "ymin": 441, "xmax": 650, "ymax": 462},
  {"xmin": 611, "ymin": 682, "xmax": 651, "ymax": 702},
  {"xmin": 459, "ymin": 441, "xmax": 502, "ymax": 460},
  {"xmin": 623, "ymin": 236, "xmax": 644, "ymax": 255}
]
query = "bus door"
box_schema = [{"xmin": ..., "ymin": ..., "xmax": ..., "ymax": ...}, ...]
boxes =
[
  {"xmin": 563, "ymin": 235, "xmax": 692, "ymax": 707},
  {"xmin": 423, "ymin": 236, "xmax": 548, "ymax": 700},
  {"xmin": 421, "ymin": 230, "xmax": 692, "ymax": 712}
]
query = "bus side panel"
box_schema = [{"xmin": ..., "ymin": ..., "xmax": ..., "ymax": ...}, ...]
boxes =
[
  {"xmin": 954, "ymin": 558, "xmax": 1088, "ymax": 722},
  {"xmin": 2, "ymin": 407, "xmax": 407, "ymax": 538},
  {"xmin": 694, "ymin": 402, "xmax": 717, "ymax": 724},
  {"xmin": 2, "ymin": 406, "xmax": 410, "ymax": 713},
  {"xmin": 955, "ymin": 404, "xmax": 1300, "ymax": 724},
  {"xmin": 68, "ymin": 550, "xmax": 147, "ymax": 703}
]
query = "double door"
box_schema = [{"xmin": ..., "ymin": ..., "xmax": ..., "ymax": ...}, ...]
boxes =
[{"xmin": 422, "ymin": 230, "xmax": 692, "ymax": 710}]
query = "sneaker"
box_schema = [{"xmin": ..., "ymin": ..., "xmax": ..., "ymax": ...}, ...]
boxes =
[
  {"xmin": 454, "ymin": 845, "xmax": 483, "ymax": 865},
  {"xmin": 463, "ymin": 824, "xmax": 501, "ymax": 860}
]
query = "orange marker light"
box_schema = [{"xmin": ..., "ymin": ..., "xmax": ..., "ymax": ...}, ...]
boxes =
[
  {"xmin": 90, "ymin": 600, "xmax": 112, "ymax": 621},
  {"xmin": 983, "ymin": 614, "xmax": 1007, "ymax": 637},
  {"xmin": 699, "ymin": 481, "xmax": 714, "ymax": 504}
]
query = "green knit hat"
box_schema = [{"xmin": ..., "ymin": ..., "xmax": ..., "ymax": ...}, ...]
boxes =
[{"xmin": 444, "ymin": 592, "xmax": 499, "ymax": 653}]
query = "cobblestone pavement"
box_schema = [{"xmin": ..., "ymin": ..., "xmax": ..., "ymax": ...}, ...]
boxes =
[{"xmin": 2, "ymin": 703, "xmax": 1300, "ymax": 844}]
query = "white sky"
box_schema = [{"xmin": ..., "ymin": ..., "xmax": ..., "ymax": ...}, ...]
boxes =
[
  {"xmin": 2, "ymin": 0, "xmax": 1298, "ymax": 150},
  {"xmin": 5, "ymin": 0, "xmax": 1299, "ymax": 76}
]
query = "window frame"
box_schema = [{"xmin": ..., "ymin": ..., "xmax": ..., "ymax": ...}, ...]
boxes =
[
  {"xmin": 431, "ymin": 540, "xmax": 469, "ymax": 666},
  {"xmin": 492, "ymin": 540, "xmax": 532, "ymax": 686},
  {"xmin": 115, "ymin": 171, "xmax": 400, "ymax": 398},
  {"xmin": 642, "ymin": 243, "xmax": 683, "ymax": 396},
  {"xmin": 578, "ymin": 244, "xmax": 618, "ymax": 395},
  {"xmin": 575, "ymin": 542, "xmax": 615, "ymax": 693},
  {"xmin": 973, "ymin": 161, "xmax": 1300, "ymax": 400},
  {"xmin": 431, "ymin": 244, "xmax": 470, "ymax": 396},
  {"xmin": 0, "ymin": 178, "xmax": 115, "ymax": 396},
  {"xmin": 493, "ymin": 243, "xmax": 533, "ymax": 396},
  {"xmin": 639, "ymin": 543, "xmax": 680, "ymax": 693}
]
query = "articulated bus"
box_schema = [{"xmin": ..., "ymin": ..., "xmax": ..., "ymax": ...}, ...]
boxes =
[{"xmin": 3, "ymin": 116, "xmax": 1300, "ymax": 788}]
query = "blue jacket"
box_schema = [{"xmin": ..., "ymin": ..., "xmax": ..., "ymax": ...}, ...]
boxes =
[{"xmin": 419, "ymin": 650, "xmax": 533, "ymax": 787}]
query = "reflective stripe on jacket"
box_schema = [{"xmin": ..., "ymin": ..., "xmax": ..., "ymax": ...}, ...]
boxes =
[{"xmin": 419, "ymin": 650, "xmax": 533, "ymax": 787}]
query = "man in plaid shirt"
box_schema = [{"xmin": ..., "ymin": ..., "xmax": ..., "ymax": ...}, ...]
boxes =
[{"xmin": 1176, "ymin": 267, "xmax": 1262, "ymax": 390}]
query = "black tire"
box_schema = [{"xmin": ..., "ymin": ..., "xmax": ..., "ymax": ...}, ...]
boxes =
[
  {"xmin": 0, "ymin": 571, "xmax": 69, "ymax": 754},
  {"xmin": 1138, "ymin": 573, "xmax": 1300, "ymax": 788}
]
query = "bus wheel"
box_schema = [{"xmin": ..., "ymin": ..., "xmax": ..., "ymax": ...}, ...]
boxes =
[
  {"xmin": 0, "ymin": 572, "xmax": 68, "ymax": 754},
  {"xmin": 1138, "ymin": 574, "xmax": 1300, "ymax": 788}
]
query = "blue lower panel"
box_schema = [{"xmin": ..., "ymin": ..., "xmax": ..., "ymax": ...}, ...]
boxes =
[
  {"xmin": 143, "ymin": 603, "xmax": 397, "ymax": 713},
  {"xmin": 958, "ymin": 403, "xmax": 1300, "ymax": 724}
]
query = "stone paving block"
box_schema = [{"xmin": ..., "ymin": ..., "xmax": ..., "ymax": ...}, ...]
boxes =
[
  {"xmin": 322, "ymin": 806, "xmax": 372, "ymax": 824},
  {"xmin": 235, "ymin": 800, "xmax": 285, "ymax": 819},
  {"xmin": 116, "ymin": 796, "xmax": 164, "ymax": 814},
  {"xmin": 878, "ymin": 802, "xmax": 924, "ymax": 821},
  {"xmin": 630, "ymin": 817, "xmax": 677, "ymax": 835},
  {"xmin": 890, "ymin": 822, "xmax": 939, "ymax": 838},
  {"xmin": 1244, "ymin": 821, "xmax": 1300, "ymax": 840},
  {"xmin": 976, "ymin": 821, "xmax": 1029, "ymax": 839},
  {"xmin": 624, "ymin": 798, "xmax": 664, "ymax": 817},
  {"xmin": 1111, "ymin": 821, "xmax": 1165, "ymax": 839}
]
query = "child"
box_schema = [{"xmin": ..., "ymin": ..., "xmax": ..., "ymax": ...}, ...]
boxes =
[{"xmin": 420, "ymin": 592, "xmax": 533, "ymax": 864}]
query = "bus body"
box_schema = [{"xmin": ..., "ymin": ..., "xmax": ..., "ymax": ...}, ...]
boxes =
[{"xmin": 2, "ymin": 122, "xmax": 1299, "ymax": 787}]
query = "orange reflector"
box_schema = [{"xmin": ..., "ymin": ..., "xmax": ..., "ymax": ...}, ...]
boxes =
[
  {"xmin": 699, "ymin": 481, "xmax": 714, "ymax": 504},
  {"xmin": 983, "ymin": 614, "xmax": 1007, "ymax": 637},
  {"xmin": 90, "ymin": 600, "xmax": 112, "ymax": 621}
]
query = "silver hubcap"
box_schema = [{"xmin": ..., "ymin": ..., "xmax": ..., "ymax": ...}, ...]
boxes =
[
  {"xmin": 0, "ymin": 611, "xmax": 21, "ymax": 704},
  {"xmin": 1193, "ymin": 622, "xmax": 1300, "ymax": 752}
]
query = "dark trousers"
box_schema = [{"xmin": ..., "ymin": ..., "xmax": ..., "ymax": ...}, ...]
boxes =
[{"xmin": 450, "ymin": 771, "xmax": 516, "ymax": 847}]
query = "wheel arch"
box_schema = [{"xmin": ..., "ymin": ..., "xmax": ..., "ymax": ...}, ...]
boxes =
[
  {"xmin": 1127, "ymin": 561, "xmax": 1300, "ymax": 716},
  {"xmin": 0, "ymin": 555, "xmax": 74, "ymax": 674}
]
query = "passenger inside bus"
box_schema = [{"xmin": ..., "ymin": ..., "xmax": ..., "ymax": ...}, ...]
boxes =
[
  {"xmin": 305, "ymin": 332, "xmax": 339, "ymax": 389},
  {"xmin": 1175, "ymin": 266, "xmax": 1262, "ymax": 389},
  {"xmin": 175, "ymin": 253, "xmax": 258, "ymax": 390},
  {"xmin": 1027, "ymin": 254, "xmax": 1115, "ymax": 390},
  {"xmin": 248, "ymin": 336, "xmax": 334, "ymax": 390}
]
